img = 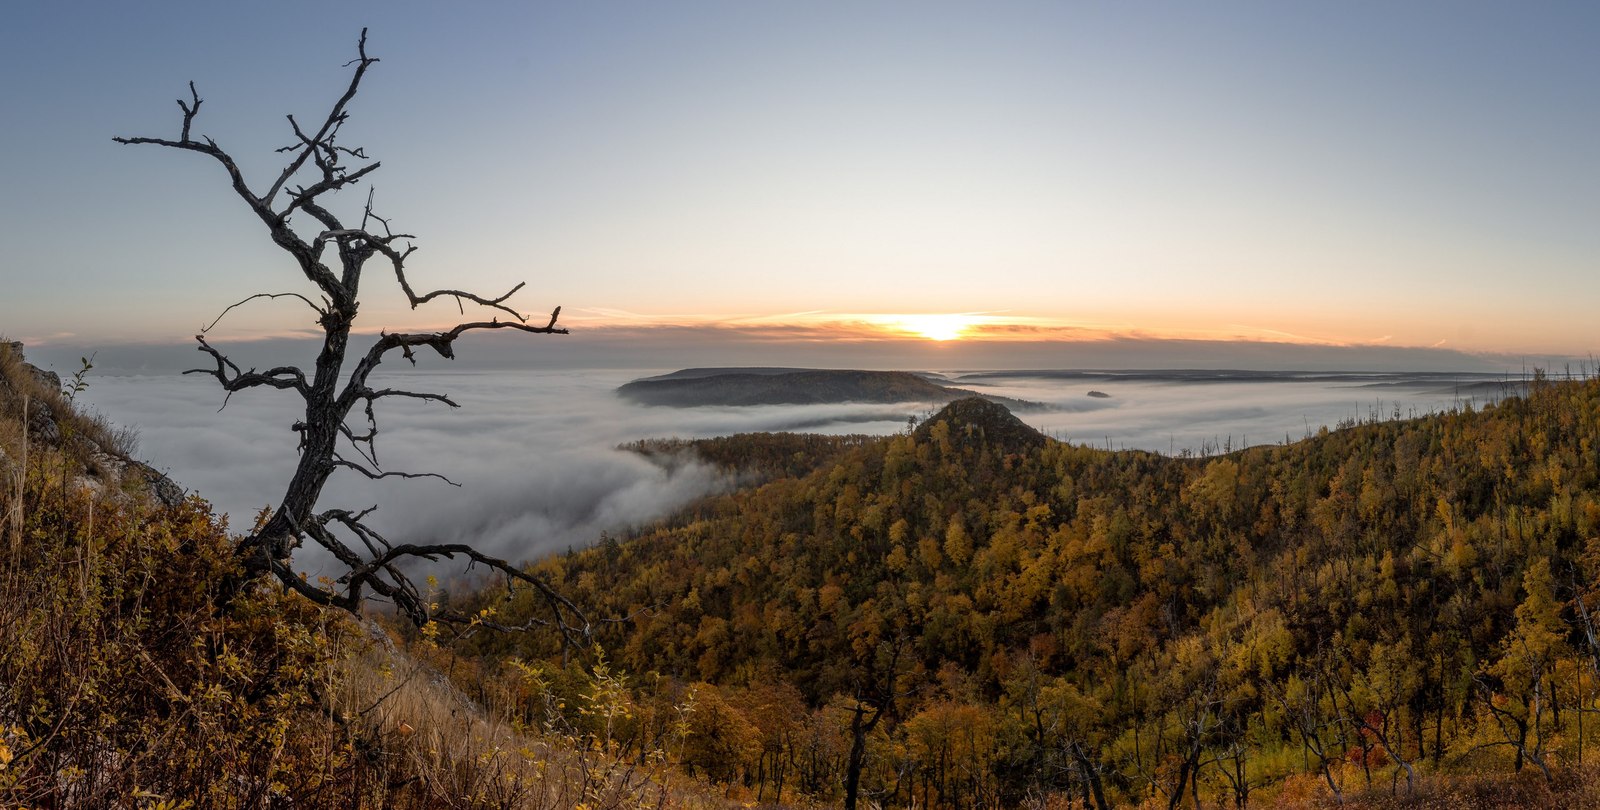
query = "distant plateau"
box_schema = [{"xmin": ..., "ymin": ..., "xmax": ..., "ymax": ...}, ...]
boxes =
[{"xmin": 617, "ymin": 367, "xmax": 1047, "ymax": 410}]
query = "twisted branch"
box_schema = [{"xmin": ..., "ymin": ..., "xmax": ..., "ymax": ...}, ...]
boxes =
[{"xmin": 184, "ymin": 335, "xmax": 311, "ymax": 405}]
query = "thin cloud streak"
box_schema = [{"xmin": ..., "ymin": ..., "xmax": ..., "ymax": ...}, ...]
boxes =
[
  {"xmin": 563, "ymin": 314, "xmax": 1486, "ymax": 353},
  {"xmin": 27, "ymin": 326, "xmax": 1539, "ymax": 381}
]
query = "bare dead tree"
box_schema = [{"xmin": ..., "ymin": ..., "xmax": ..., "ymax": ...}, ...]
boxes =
[{"xmin": 114, "ymin": 30, "xmax": 589, "ymax": 646}]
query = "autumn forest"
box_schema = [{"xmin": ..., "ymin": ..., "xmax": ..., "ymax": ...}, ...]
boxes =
[
  {"xmin": 6, "ymin": 4, "xmax": 1599, "ymax": 806},
  {"xmin": 439, "ymin": 376, "xmax": 1600, "ymax": 808},
  {"xmin": 12, "ymin": 343, "xmax": 1600, "ymax": 808}
]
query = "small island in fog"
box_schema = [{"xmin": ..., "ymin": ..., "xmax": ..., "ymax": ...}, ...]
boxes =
[{"xmin": 618, "ymin": 367, "xmax": 1044, "ymax": 410}]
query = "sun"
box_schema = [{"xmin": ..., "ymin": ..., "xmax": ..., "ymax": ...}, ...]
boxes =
[{"xmin": 892, "ymin": 314, "xmax": 977, "ymax": 342}]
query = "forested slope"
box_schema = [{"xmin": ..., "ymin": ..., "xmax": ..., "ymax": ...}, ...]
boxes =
[{"xmin": 464, "ymin": 376, "xmax": 1600, "ymax": 808}]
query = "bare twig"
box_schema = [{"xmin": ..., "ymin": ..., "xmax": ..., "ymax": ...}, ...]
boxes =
[
  {"xmin": 201, "ymin": 291, "xmax": 328, "ymax": 333},
  {"xmin": 330, "ymin": 454, "xmax": 461, "ymax": 487}
]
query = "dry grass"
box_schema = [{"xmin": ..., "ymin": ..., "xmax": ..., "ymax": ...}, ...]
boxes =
[
  {"xmin": 1322, "ymin": 767, "xmax": 1600, "ymax": 810},
  {"xmin": 329, "ymin": 628, "xmax": 691, "ymax": 810},
  {"xmin": 1122, "ymin": 764, "xmax": 1600, "ymax": 809}
]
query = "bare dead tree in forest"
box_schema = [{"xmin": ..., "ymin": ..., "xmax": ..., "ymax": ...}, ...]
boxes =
[{"xmin": 114, "ymin": 30, "xmax": 590, "ymax": 646}]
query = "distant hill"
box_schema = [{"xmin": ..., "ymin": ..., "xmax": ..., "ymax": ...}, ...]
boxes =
[
  {"xmin": 618, "ymin": 368, "xmax": 1041, "ymax": 409},
  {"xmin": 912, "ymin": 396, "xmax": 1047, "ymax": 453},
  {"xmin": 637, "ymin": 366, "xmax": 954, "ymax": 383},
  {"xmin": 624, "ymin": 432, "xmax": 880, "ymax": 482},
  {"xmin": 624, "ymin": 399, "xmax": 1043, "ymax": 481}
]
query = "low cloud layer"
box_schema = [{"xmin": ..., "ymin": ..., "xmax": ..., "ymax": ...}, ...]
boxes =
[
  {"xmin": 76, "ymin": 369, "xmax": 960, "ymax": 579},
  {"xmin": 76, "ymin": 365, "xmax": 1517, "ymax": 583},
  {"xmin": 79, "ymin": 371, "xmax": 736, "ymax": 576},
  {"xmin": 963, "ymin": 371, "xmax": 1510, "ymax": 452}
]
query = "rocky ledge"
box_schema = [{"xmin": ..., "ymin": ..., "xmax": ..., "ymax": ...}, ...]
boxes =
[{"xmin": 0, "ymin": 342, "xmax": 185, "ymax": 508}]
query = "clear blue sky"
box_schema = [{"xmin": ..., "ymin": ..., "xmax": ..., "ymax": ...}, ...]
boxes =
[{"xmin": 3, "ymin": 1, "xmax": 1597, "ymax": 361}]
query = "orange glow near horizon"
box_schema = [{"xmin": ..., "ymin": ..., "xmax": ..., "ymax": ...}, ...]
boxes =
[
  {"xmin": 543, "ymin": 310, "xmax": 1366, "ymax": 346},
  {"xmin": 80, "ymin": 305, "xmax": 1562, "ymax": 359},
  {"xmin": 881, "ymin": 314, "xmax": 979, "ymax": 342}
]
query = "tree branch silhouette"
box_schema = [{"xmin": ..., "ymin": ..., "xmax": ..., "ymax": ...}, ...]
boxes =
[{"xmin": 114, "ymin": 28, "xmax": 583, "ymax": 646}]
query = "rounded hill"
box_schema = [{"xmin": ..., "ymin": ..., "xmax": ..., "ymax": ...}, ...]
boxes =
[{"xmin": 913, "ymin": 397, "xmax": 1048, "ymax": 453}]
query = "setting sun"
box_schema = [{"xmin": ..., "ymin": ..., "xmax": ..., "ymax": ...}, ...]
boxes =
[{"xmin": 889, "ymin": 314, "xmax": 977, "ymax": 342}]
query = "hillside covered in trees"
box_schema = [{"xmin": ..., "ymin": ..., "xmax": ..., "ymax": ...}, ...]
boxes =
[
  {"xmin": 448, "ymin": 374, "xmax": 1600, "ymax": 808},
  {"xmin": 15, "ymin": 329, "xmax": 1600, "ymax": 808}
]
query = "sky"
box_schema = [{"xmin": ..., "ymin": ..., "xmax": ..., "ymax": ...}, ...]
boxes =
[{"xmin": 4, "ymin": 1, "xmax": 1598, "ymax": 369}]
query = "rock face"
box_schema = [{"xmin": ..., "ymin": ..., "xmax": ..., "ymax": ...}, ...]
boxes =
[
  {"xmin": 913, "ymin": 397, "xmax": 1048, "ymax": 454},
  {"xmin": 4, "ymin": 341, "xmax": 60, "ymax": 391},
  {"xmin": 0, "ymin": 343, "xmax": 60, "ymax": 441}
]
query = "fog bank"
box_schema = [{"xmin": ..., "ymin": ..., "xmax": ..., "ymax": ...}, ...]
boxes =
[{"xmin": 75, "ymin": 366, "xmax": 1519, "ymax": 582}]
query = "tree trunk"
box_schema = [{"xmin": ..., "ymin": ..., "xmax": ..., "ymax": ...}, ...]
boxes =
[
  {"xmin": 1071, "ymin": 743, "xmax": 1110, "ymax": 810},
  {"xmin": 1167, "ymin": 744, "xmax": 1201, "ymax": 810},
  {"xmin": 844, "ymin": 703, "xmax": 868, "ymax": 810},
  {"xmin": 116, "ymin": 33, "xmax": 571, "ymax": 632},
  {"xmin": 239, "ymin": 311, "xmax": 353, "ymax": 584}
]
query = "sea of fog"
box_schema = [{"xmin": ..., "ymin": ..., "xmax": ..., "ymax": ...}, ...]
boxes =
[{"xmin": 74, "ymin": 368, "xmax": 1518, "ymax": 574}]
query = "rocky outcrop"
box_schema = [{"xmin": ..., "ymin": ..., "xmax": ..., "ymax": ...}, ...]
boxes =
[
  {"xmin": 4, "ymin": 341, "xmax": 60, "ymax": 391},
  {"xmin": 1, "ymin": 343, "xmax": 61, "ymax": 442},
  {"xmin": 0, "ymin": 341, "xmax": 185, "ymax": 508}
]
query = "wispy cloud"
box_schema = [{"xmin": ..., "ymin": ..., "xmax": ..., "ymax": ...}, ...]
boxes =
[
  {"xmin": 551, "ymin": 311, "xmax": 1458, "ymax": 352},
  {"xmin": 11, "ymin": 331, "xmax": 78, "ymax": 346},
  {"xmin": 557, "ymin": 312, "xmax": 1354, "ymax": 347}
]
